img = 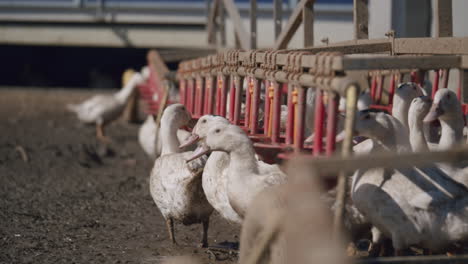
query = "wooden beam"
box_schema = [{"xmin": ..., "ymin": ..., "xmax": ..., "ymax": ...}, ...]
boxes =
[
  {"xmin": 273, "ymin": 0, "xmax": 282, "ymax": 40},
  {"xmin": 292, "ymin": 146, "xmax": 468, "ymax": 176},
  {"xmin": 274, "ymin": 0, "xmax": 314, "ymax": 50},
  {"xmin": 393, "ymin": 37, "xmax": 468, "ymax": 55},
  {"xmin": 148, "ymin": 50, "xmax": 170, "ymax": 79},
  {"xmin": 434, "ymin": 0, "xmax": 453, "ymax": 37},
  {"xmin": 302, "ymin": 0, "xmax": 314, "ymax": 47},
  {"xmin": 353, "ymin": 0, "xmax": 368, "ymax": 39},
  {"xmin": 222, "ymin": 0, "xmax": 250, "ymax": 50},
  {"xmin": 206, "ymin": 0, "xmax": 219, "ymax": 45},
  {"xmin": 218, "ymin": 0, "xmax": 226, "ymax": 47},
  {"xmin": 250, "ymin": 0, "xmax": 257, "ymax": 49}
]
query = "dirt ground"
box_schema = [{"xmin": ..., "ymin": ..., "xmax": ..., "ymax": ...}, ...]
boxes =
[{"xmin": 0, "ymin": 88, "xmax": 240, "ymax": 264}]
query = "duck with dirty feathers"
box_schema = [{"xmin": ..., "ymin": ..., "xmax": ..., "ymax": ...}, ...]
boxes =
[
  {"xmin": 67, "ymin": 67, "xmax": 149, "ymax": 143},
  {"xmin": 187, "ymin": 123, "xmax": 286, "ymax": 219},
  {"xmin": 351, "ymin": 110, "xmax": 468, "ymax": 255},
  {"xmin": 149, "ymin": 104, "xmax": 213, "ymax": 247},
  {"xmin": 181, "ymin": 115, "xmax": 286, "ymax": 224}
]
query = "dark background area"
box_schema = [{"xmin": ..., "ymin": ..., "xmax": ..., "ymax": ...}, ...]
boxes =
[{"xmin": 0, "ymin": 45, "xmax": 152, "ymax": 89}]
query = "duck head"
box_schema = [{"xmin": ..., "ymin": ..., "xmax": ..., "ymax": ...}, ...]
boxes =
[
  {"xmin": 409, "ymin": 96, "xmax": 432, "ymax": 120},
  {"xmin": 424, "ymin": 89, "xmax": 461, "ymax": 123},
  {"xmin": 179, "ymin": 115, "xmax": 230, "ymax": 149},
  {"xmin": 161, "ymin": 104, "xmax": 193, "ymax": 129},
  {"xmin": 186, "ymin": 124, "xmax": 248, "ymax": 162}
]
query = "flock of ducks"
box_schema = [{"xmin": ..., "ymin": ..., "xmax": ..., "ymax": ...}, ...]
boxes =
[{"xmin": 67, "ymin": 67, "xmax": 468, "ymax": 261}]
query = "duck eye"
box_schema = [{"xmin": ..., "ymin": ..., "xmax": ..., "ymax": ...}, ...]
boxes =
[
  {"xmin": 447, "ymin": 94, "xmax": 451, "ymax": 99},
  {"xmin": 202, "ymin": 119, "xmax": 207, "ymax": 123},
  {"xmin": 215, "ymin": 129, "xmax": 221, "ymax": 133},
  {"xmin": 363, "ymin": 114, "xmax": 371, "ymax": 120}
]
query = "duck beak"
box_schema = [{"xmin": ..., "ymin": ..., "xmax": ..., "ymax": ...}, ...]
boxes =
[
  {"xmin": 179, "ymin": 134, "xmax": 200, "ymax": 149},
  {"xmin": 186, "ymin": 144, "xmax": 210, "ymax": 163},
  {"xmin": 424, "ymin": 103, "xmax": 443, "ymax": 123}
]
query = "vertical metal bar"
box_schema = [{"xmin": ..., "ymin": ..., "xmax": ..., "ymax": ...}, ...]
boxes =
[
  {"xmin": 353, "ymin": 0, "xmax": 369, "ymax": 40},
  {"xmin": 434, "ymin": 0, "xmax": 453, "ymax": 37},
  {"xmin": 458, "ymin": 69, "xmax": 463, "ymax": 102},
  {"xmin": 442, "ymin": 69, "xmax": 450, "ymax": 88},
  {"xmin": 286, "ymin": 84, "xmax": 294, "ymax": 145},
  {"xmin": 179, "ymin": 79, "xmax": 186, "ymax": 106},
  {"xmin": 195, "ymin": 76, "xmax": 204, "ymax": 117},
  {"xmin": 205, "ymin": 76, "xmax": 215, "ymax": 114},
  {"xmin": 272, "ymin": 81, "xmax": 282, "ymax": 144},
  {"xmin": 313, "ymin": 89, "xmax": 324, "ymax": 156},
  {"xmin": 302, "ymin": 0, "xmax": 314, "ymax": 47},
  {"xmin": 334, "ymin": 85, "xmax": 358, "ymax": 236},
  {"xmin": 250, "ymin": 0, "xmax": 257, "ymax": 49},
  {"xmin": 245, "ymin": 77, "xmax": 253, "ymax": 129},
  {"xmin": 219, "ymin": 75, "xmax": 229, "ymax": 117},
  {"xmin": 251, "ymin": 78, "xmax": 261, "ymax": 134},
  {"xmin": 375, "ymin": 75, "xmax": 384, "ymax": 104},
  {"xmin": 411, "ymin": 71, "xmax": 419, "ymax": 84},
  {"xmin": 273, "ymin": 0, "xmax": 282, "ymax": 40},
  {"xmin": 326, "ymin": 92, "xmax": 339, "ymax": 157},
  {"xmin": 187, "ymin": 78, "xmax": 195, "ymax": 114},
  {"xmin": 294, "ymin": 87, "xmax": 306, "ymax": 152},
  {"xmin": 432, "ymin": 70, "xmax": 440, "ymax": 99},
  {"xmin": 264, "ymin": 80, "xmax": 272, "ymax": 136},
  {"xmin": 388, "ymin": 74, "xmax": 396, "ymax": 105},
  {"xmin": 216, "ymin": 75, "xmax": 224, "ymax": 115},
  {"xmin": 370, "ymin": 75, "xmax": 377, "ymax": 102},
  {"xmin": 229, "ymin": 76, "xmax": 236, "ymax": 121},
  {"xmin": 234, "ymin": 76, "xmax": 243, "ymax": 125},
  {"xmin": 462, "ymin": 70, "xmax": 468, "ymax": 107}
]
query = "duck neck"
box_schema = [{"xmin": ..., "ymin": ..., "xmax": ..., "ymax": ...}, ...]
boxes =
[
  {"xmin": 409, "ymin": 115, "xmax": 429, "ymax": 152},
  {"xmin": 160, "ymin": 116, "xmax": 181, "ymax": 155},
  {"xmin": 114, "ymin": 75, "xmax": 138, "ymax": 104},
  {"xmin": 392, "ymin": 100, "xmax": 409, "ymax": 129},
  {"xmin": 228, "ymin": 141, "xmax": 259, "ymax": 176},
  {"xmin": 439, "ymin": 115, "xmax": 464, "ymax": 150}
]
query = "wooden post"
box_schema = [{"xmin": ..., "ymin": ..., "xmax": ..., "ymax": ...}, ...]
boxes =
[
  {"xmin": 434, "ymin": 0, "xmax": 453, "ymax": 37},
  {"xmin": 334, "ymin": 85, "xmax": 358, "ymax": 236},
  {"xmin": 303, "ymin": 0, "xmax": 314, "ymax": 47},
  {"xmin": 353, "ymin": 0, "xmax": 369, "ymax": 40},
  {"xmin": 250, "ymin": 0, "xmax": 257, "ymax": 49},
  {"xmin": 274, "ymin": 0, "xmax": 314, "ymax": 49},
  {"xmin": 274, "ymin": 0, "xmax": 283, "ymax": 40},
  {"xmin": 223, "ymin": 0, "xmax": 250, "ymax": 50},
  {"xmin": 218, "ymin": 0, "xmax": 226, "ymax": 47},
  {"xmin": 462, "ymin": 69, "xmax": 468, "ymax": 105},
  {"xmin": 207, "ymin": 0, "xmax": 219, "ymax": 45}
]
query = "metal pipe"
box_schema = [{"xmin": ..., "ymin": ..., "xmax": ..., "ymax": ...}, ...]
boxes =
[
  {"xmin": 205, "ymin": 75, "xmax": 215, "ymax": 114},
  {"xmin": 432, "ymin": 69, "xmax": 440, "ymax": 99},
  {"xmin": 313, "ymin": 89, "xmax": 325, "ymax": 156},
  {"xmin": 271, "ymin": 81, "xmax": 282, "ymax": 144},
  {"xmin": 286, "ymin": 84, "xmax": 294, "ymax": 145},
  {"xmin": 370, "ymin": 75, "xmax": 377, "ymax": 101},
  {"xmin": 333, "ymin": 84, "xmax": 358, "ymax": 236},
  {"xmin": 233, "ymin": 76, "xmax": 243, "ymax": 125},
  {"xmin": 251, "ymin": 78, "xmax": 261, "ymax": 133},
  {"xmin": 229, "ymin": 76, "xmax": 236, "ymax": 122},
  {"xmin": 388, "ymin": 74, "xmax": 396, "ymax": 105},
  {"xmin": 179, "ymin": 79, "xmax": 186, "ymax": 106},
  {"xmin": 326, "ymin": 92, "xmax": 339, "ymax": 156},
  {"xmin": 219, "ymin": 75, "xmax": 228, "ymax": 117},
  {"xmin": 375, "ymin": 75, "xmax": 384, "ymax": 104},
  {"xmin": 264, "ymin": 80, "xmax": 272, "ymax": 136},
  {"xmin": 442, "ymin": 69, "xmax": 450, "ymax": 88},
  {"xmin": 245, "ymin": 77, "xmax": 253, "ymax": 129},
  {"xmin": 195, "ymin": 76, "xmax": 204, "ymax": 117},
  {"xmin": 294, "ymin": 86, "xmax": 306, "ymax": 152},
  {"xmin": 187, "ymin": 78, "xmax": 195, "ymax": 114}
]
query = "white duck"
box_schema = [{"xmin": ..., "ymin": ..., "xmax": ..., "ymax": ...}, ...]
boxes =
[
  {"xmin": 351, "ymin": 110, "xmax": 468, "ymax": 255},
  {"xmin": 352, "ymin": 82, "xmax": 424, "ymax": 154},
  {"xmin": 424, "ymin": 89, "xmax": 465, "ymax": 151},
  {"xmin": 149, "ymin": 104, "xmax": 213, "ymax": 247},
  {"xmin": 180, "ymin": 115, "xmax": 242, "ymax": 224},
  {"xmin": 67, "ymin": 67, "xmax": 149, "ymax": 143},
  {"xmin": 408, "ymin": 96, "xmax": 432, "ymax": 152},
  {"xmin": 138, "ymin": 114, "xmax": 192, "ymax": 159},
  {"xmin": 187, "ymin": 123, "xmax": 286, "ymax": 218}
]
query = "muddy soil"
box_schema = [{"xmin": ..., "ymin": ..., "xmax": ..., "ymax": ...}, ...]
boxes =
[{"xmin": 0, "ymin": 88, "xmax": 239, "ymax": 263}]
